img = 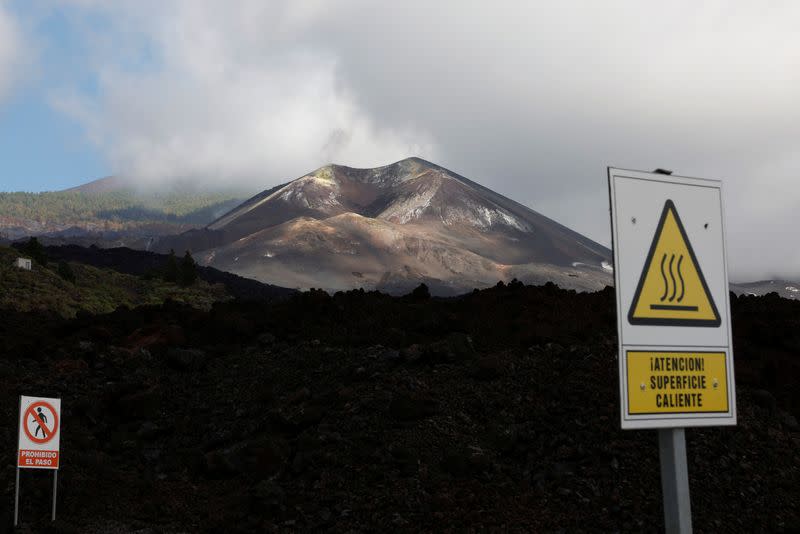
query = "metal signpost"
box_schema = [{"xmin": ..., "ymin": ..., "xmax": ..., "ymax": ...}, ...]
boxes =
[
  {"xmin": 14, "ymin": 395, "xmax": 62, "ymax": 526},
  {"xmin": 608, "ymin": 168, "xmax": 736, "ymax": 533}
]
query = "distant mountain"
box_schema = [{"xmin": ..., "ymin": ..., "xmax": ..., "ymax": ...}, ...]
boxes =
[
  {"xmin": 6, "ymin": 164, "xmax": 795, "ymax": 299},
  {"xmin": 157, "ymin": 157, "xmax": 613, "ymax": 295},
  {"xmin": 730, "ymin": 280, "xmax": 800, "ymax": 301},
  {"xmin": 64, "ymin": 175, "xmax": 132, "ymax": 194},
  {"xmin": 0, "ymin": 176, "xmax": 250, "ymax": 247}
]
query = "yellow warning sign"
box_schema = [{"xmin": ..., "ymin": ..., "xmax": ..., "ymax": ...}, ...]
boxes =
[
  {"xmin": 626, "ymin": 351, "xmax": 729, "ymax": 414},
  {"xmin": 628, "ymin": 199, "xmax": 720, "ymax": 327}
]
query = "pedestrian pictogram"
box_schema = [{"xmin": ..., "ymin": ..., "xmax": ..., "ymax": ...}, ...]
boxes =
[
  {"xmin": 23, "ymin": 402, "xmax": 59, "ymax": 444},
  {"xmin": 628, "ymin": 199, "xmax": 720, "ymax": 327},
  {"xmin": 17, "ymin": 396, "xmax": 61, "ymax": 470},
  {"xmin": 14, "ymin": 395, "xmax": 62, "ymax": 526}
]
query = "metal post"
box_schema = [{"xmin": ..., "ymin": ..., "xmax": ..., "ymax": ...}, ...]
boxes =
[
  {"xmin": 52, "ymin": 470, "xmax": 58, "ymax": 521},
  {"xmin": 658, "ymin": 428, "xmax": 692, "ymax": 534},
  {"xmin": 14, "ymin": 395, "xmax": 21, "ymax": 527},
  {"xmin": 14, "ymin": 468, "xmax": 20, "ymax": 527}
]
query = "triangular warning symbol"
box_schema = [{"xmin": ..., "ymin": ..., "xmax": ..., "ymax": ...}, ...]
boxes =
[{"xmin": 628, "ymin": 199, "xmax": 720, "ymax": 327}]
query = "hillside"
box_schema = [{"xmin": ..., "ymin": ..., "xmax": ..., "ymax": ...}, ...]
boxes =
[
  {"xmin": 0, "ymin": 246, "xmax": 231, "ymax": 317},
  {"xmin": 24, "ymin": 243, "xmax": 297, "ymax": 302},
  {"xmin": 157, "ymin": 157, "xmax": 613, "ymax": 294},
  {"xmin": 0, "ymin": 177, "xmax": 248, "ymax": 245}
]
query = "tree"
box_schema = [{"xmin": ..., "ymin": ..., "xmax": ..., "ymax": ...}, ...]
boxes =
[
  {"xmin": 179, "ymin": 250, "xmax": 198, "ymax": 287},
  {"xmin": 410, "ymin": 283, "xmax": 430, "ymax": 301},
  {"xmin": 57, "ymin": 261, "xmax": 76, "ymax": 283},
  {"xmin": 19, "ymin": 237, "xmax": 48, "ymax": 266},
  {"xmin": 164, "ymin": 249, "xmax": 179, "ymax": 283}
]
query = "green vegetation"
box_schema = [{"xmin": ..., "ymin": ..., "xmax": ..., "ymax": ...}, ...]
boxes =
[
  {"xmin": 17, "ymin": 237, "xmax": 48, "ymax": 266},
  {"xmin": 0, "ymin": 189, "xmax": 246, "ymax": 227},
  {"xmin": 164, "ymin": 249, "xmax": 180, "ymax": 283},
  {"xmin": 0, "ymin": 246, "xmax": 231, "ymax": 318},
  {"xmin": 179, "ymin": 251, "xmax": 198, "ymax": 287},
  {"xmin": 148, "ymin": 249, "xmax": 197, "ymax": 287},
  {"xmin": 57, "ymin": 261, "xmax": 76, "ymax": 283}
]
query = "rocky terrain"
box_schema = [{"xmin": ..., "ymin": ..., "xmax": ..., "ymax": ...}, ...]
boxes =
[
  {"xmin": 0, "ymin": 282, "xmax": 797, "ymax": 532},
  {"xmin": 156, "ymin": 158, "xmax": 613, "ymax": 294}
]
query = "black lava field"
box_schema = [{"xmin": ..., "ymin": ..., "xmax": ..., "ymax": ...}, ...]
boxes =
[{"xmin": 1, "ymin": 282, "xmax": 798, "ymax": 532}]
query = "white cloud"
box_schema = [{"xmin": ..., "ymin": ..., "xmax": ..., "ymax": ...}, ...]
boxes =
[
  {"xmin": 0, "ymin": 1, "xmax": 23, "ymax": 102},
  {"xmin": 51, "ymin": 1, "xmax": 800, "ymax": 279},
  {"xmin": 52, "ymin": 0, "xmax": 435, "ymax": 189}
]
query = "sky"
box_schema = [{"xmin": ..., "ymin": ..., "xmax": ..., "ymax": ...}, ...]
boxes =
[{"xmin": 0, "ymin": 1, "xmax": 798, "ymax": 281}]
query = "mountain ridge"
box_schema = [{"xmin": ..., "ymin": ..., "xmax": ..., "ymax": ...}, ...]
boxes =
[
  {"xmin": 0, "ymin": 176, "xmax": 249, "ymax": 246},
  {"xmin": 157, "ymin": 157, "xmax": 613, "ymax": 295},
  {"xmin": 3, "ymin": 163, "xmax": 796, "ymax": 299}
]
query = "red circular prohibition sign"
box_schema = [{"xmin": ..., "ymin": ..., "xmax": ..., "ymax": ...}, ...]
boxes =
[{"xmin": 23, "ymin": 401, "xmax": 59, "ymax": 444}]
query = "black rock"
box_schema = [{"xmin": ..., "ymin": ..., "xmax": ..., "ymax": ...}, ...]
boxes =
[
  {"xmin": 751, "ymin": 389, "xmax": 778, "ymax": 412},
  {"xmin": 388, "ymin": 392, "xmax": 438, "ymax": 421},
  {"xmin": 165, "ymin": 348, "xmax": 207, "ymax": 371}
]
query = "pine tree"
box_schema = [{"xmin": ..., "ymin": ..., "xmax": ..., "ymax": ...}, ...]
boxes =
[
  {"xmin": 20, "ymin": 237, "xmax": 48, "ymax": 266},
  {"xmin": 410, "ymin": 283, "xmax": 430, "ymax": 301},
  {"xmin": 179, "ymin": 250, "xmax": 198, "ymax": 287},
  {"xmin": 164, "ymin": 249, "xmax": 179, "ymax": 283},
  {"xmin": 57, "ymin": 261, "xmax": 76, "ymax": 283}
]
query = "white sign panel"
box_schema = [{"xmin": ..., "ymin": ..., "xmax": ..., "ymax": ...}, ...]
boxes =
[
  {"xmin": 17, "ymin": 396, "xmax": 61, "ymax": 469},
  {"xmin": 608, "ymin": 168, "xmax": 736, "ymax": 429}
]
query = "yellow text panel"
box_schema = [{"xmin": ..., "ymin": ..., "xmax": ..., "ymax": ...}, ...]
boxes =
[{"xmin": 626, "ymin": 351, "xmax": 728, "ymax": 414}]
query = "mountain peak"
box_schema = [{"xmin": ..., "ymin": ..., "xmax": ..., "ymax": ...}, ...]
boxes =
[
  {"xmin": 329, "ymin": 156, "xmax": 430, "ymax": 169},
  {"xmin": 173, "ymin": 158, "xmax": 612, "ymax": 295}
]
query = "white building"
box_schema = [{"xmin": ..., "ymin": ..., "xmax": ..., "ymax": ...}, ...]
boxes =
[{"xmin": 15, "ymin": 257, "xmax": 32, "ymax": 270}]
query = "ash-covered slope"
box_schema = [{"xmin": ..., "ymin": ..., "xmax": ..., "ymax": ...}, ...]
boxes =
[{"xmin": 158, "ymin": 157, "xmax": 612, "ymax": 294}]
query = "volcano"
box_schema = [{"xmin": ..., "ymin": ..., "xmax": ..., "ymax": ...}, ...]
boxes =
[{"xmin": 157, "ymin": 157, "xmax": 612, "ymax": 294}]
